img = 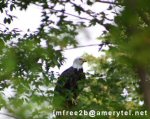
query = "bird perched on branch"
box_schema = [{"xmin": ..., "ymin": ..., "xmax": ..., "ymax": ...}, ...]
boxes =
[{"xmin": 53, "ymin": 57, "xmax": 86, "ymax": 109}]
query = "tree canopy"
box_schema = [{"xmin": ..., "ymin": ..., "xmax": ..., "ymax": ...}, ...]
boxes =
[{"xmin": 0, "ymin": 0, "xmax": 150, "ymax": 119}]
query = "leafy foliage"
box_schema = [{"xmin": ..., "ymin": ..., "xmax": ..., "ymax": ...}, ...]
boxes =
[
  {"xmin": 102, "ymin": 0, "xmax": 150, "ymax": 110},
  {"xmin": 0, "ymin": 0, "xmax": 150, "ymax": 119},
  {"xmin": 78, "ymin": 55, "xmax": 144, "ymax": 119}
]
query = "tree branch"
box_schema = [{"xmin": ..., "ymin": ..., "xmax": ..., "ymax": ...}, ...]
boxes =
[{"xmin": 0, "ymin": 112, "xmax": 17, "ymax": 119}]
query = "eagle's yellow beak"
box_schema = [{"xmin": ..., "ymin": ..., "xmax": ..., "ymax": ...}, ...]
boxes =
[
  {"xmin": 80, "ymin": 58, "xmax": 86, "ymax": 63},
  {"xmin": 82, "ymin": 59, "xmax": 86, "ymax": 62}
]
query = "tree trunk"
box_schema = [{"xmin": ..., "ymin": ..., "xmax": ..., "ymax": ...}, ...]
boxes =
[{"xmin": 137, "ymin": 67, "xmax": 150, "ymax": 110}]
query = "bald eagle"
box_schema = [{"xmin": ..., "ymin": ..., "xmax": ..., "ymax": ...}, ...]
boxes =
[{"xmin": 53, "ymin": 57, "xmax": 86, "ymax": 108}]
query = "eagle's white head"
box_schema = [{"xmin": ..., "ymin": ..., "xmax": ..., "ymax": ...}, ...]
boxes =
[{"xmin": 72, "ymin": 57, "xmax": 86, "ymax": 70}]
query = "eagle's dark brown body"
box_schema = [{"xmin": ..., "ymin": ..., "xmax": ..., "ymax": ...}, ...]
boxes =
[{"xmin": 54, "ymin": 66, "xmax": 85, "ymax": 108}]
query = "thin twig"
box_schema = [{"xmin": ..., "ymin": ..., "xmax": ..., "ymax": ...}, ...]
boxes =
[
  {"xmin": 98, "ymin": 0, "xmax": 122, "ymax": 5},
  {"xmin": 49, "ymin": 9, "xmax": 92, "ymax": 21},
  {"xmin": 64, "ymin": 44, "xmax": 99, "ymax": 50},
  {"xmin": 58, "ymin": 43, "xmax": 109, "ymax": 51},
  {"xmin": 64, "ymin": 12, "xmax": 92, "ymax": 21}
]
